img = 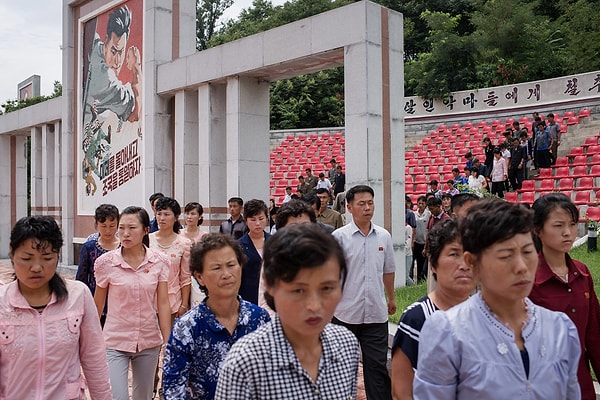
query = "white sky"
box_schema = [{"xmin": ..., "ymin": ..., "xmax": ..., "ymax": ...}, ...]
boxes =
[{"xmin": 0, "ymin": 0, "xmax": 286, "ymax": 103}]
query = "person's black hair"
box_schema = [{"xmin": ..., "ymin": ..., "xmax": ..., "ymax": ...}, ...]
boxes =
[
  {"xmin": 262, "ymin": 223, "xmax": 347, "ymax": 311},
  {"xmin": 243, "ymin": 199, "xmax": 268, "ymax": 219},
  {"xmin": 285, "ymin": 186, "xmax": 292, "ymax": 191},
  {"xmin": 531, "ymin": 193, "xmax": 578, "ymax": 251},
  {"xmin": 446, "ymin": 180, "xmax": 454, "ymax": 185},
  {"xmin": 330, "ymin": 158, "xmax": 337, "ymax": 163},
  {"xmin": 451, "ymin": 193, "xmax": 480, "ymax": 215},
  {"xmin": 302, "ymin": 193, "xmax": 321, "ymax": 210},
  {"xmin": 452, "ymin": 167, "xmax": 460, "ymax": 173},
  {"xmin": 316, "ymin": 187, "xmax": 331, "ymax": 198},
  {"xmin": 460, "ymin": 199, "xmax": 533, "ymax": 257},
  {"xmin": 95, "ymin": 204, "xmax": 119, "ymax": 224},
  {"xmin": 427, "ymin": 218, "xmax": 460, "ymax": 281},
  {"xmin": 275, "ymin": 199, "xmax": 317, "ymax": 230},
  {"xmin": 346, "ymin": 185, "xmax": 374, "ymax": 203},
  {"xmin": 427, "ymin": 197, "xmax": 442, "ymax": 207},
  {"xmin": 493, "ymin": 147, "xmax": 501, "ymax": 154},
  {"xmin": 464, "ymin": 151, "xmax": 473, "ymax": 158},
  {"xmin": 184, "ymin": 202, "xmax": 204, "ymax": 226},
  {"xmin": 318, "ymin": 173, "xmax": 325, "ymax": 178},
  {"xmin": 228, "ymin": 197, "xmax": 243, "ymax": 207},
  {"xmin": 417, "ymin": 195, "xmax": 427, "ymax": 203},
  {"xmin": 10, "ymin": 216, "xmax": 67, "ymax": 302},
  {"xmin": 298, "ymin": 175, "xmax": 305, "ymax": 180},
  {"xmin": 106, "ymin": 6, "xmax": 131, "ymax": 39},
  {"xmin": 121, "ymin": 206, "xmax": 151, "ymax": 247},
  {"xmin": 547, "ymin": 112, "xmax": 555, "ymax": 118},
  {"xmin": 149, "ymin": 192, "xmax": 164, "ymax": 204},
  {"xmin": 483, "ymin": 137, "xmax": 491, "ymax": 143},
  {"xmin": 441, "ymin": 193, "xmax": 452, "ymax": 199},
  {"xmin": 519, "ymin": 131, "xmax": 528, "ymax": 138},
  {"xmin": 154, "ymin": 197, "xmax": 182, "ymax": 233},
  {"xmin": 189, "ymin": 233, "xmax": 247, "ymax": 295}
]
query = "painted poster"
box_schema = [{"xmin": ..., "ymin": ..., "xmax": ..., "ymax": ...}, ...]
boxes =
[{"xmin": 78, "ymin": 0, "xmax": 143, "ymax": 214}]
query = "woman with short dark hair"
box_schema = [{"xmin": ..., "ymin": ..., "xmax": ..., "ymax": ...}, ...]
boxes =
[{"xmin": 414, "ymin": 199, "xmax": 581, "ymax": 399}]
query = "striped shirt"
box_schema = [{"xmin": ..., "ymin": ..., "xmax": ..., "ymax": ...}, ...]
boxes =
[{"xmin": 392, "ymin": 295, "xmax": 439, "ymax": 369}]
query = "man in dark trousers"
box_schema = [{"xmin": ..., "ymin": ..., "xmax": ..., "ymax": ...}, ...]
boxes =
[{"xmin": 508, "ymin": 137, "xmax": 528, "ymax": 191}]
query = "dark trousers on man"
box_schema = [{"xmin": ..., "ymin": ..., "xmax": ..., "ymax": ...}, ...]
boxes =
[
  {"xmin": 332, "ymin": 318, "xmax": 391, "ymax": 400},
  {"xmin": 508, "ymin": 167, "xmax": 523, "ymax": 191},
  {"xmin": 413, "ymin": 242, "xmax": 427, "ymax": 282}
]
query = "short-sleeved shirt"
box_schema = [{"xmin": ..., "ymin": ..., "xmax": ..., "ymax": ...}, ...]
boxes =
[
  {"xmin": 547, "ymin": 122, "xmax": 561, "ymax": 141},
  {"xmin": 149, "ymin": 234, "xmax": 193, "ymax": 313},
  {"xmin": 94, "ymin": 247, "xmax": 170, "ymax": 352},
  {"xmin": 332, "ymin": 221, "xmax": 396, "ymax": 324},
  {"xmin": 391, "ymin": 295, "xmax": 438, "ymax": 369},
  {"xmin": 215, "ymin": 316, "xmax": 360, "ymax": 399},
  {"xmin": 162, "ymin": 297, "xmax": 270, "ymax": 399}
]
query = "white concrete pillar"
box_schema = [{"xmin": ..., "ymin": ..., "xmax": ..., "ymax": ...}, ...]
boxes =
[
  {"xmin": 41, "ymin": 124, "xmax": 49, "ymax": 211},
  {"xmin": 344, "ymin": 7, "xmax": 406, "ymax": 286},
  {"xmin": 14, "ymin": 136, "xmax": 28, "ymax": 221},
  {"xmin": 225, "ymin": 76, "xmax": 270, "ymax": 203},
  {"xmin": 30, "ymin": 126, "xmax": 42, "ymax": 214},
  {"xmin": 173, "ymin": 89, "xmax": 200, "ymax": 204},
  {"xmin": 0, "ymin": 135, "xmax": 11, "ymax": 258},
  {"xmin": 197, "ymin": 83, "xmax": 227, "ymax": 230}
]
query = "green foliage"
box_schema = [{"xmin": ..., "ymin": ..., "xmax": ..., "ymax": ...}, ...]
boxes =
[
  {"xmin": 196, "ymin": 0, "xmax": 234, "ymax": 50},
  {"xmin": 0, "ymin": 81, "xmax": 62, "ymax": 115},
  {"xmin": 270, "ymin": 68, "xmax": 344, "ymax": 129},
  {"xmin": 404, "ymin": 11, "xmax": 476, "ymax": 99}
]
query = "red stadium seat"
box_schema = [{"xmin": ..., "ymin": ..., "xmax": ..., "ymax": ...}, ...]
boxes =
[
  {"xmin": 585, "ymin": 206, "xmax": 600, "ymax": 221},
  {"xmin": 570, "ymin": 156, "xmax": 586, "ymax": 166},
  {"xmin": 574, "ymin": 191, "xmax": 592, "ymax": 206},
  {"xmin": 518, "ymin": 180, "xmax": 535, "ymax": 193},
  {"xmin": 577, "ymin": 177, "xmax": 596, "ymax": 190},
  {"xmin": 589, "ymin": 154, "xmax": 600, "ymax": 165},
  {"xmin": 553, "ymin": 167, "xmax": 570, "ymax": 179},
  {"xmin": 519, "ymin": 192, "xmax": 535, "ymax": 205},
  {"xmin": 536, "ymin": 179, "xmax": 555, "ymax": 192},
  {"xmin": 554, "ymin": 157, "xmax": 568, "ymax": 167},
  {"xmin": 504, "ymin": 192, "xmax": 518, "ymax": 203},
  {"xmin": 586, "ymin": 145, "xmax": 600, "ymax": 155},
  {"xmin": 579, "ymin": 109, "xmax": 591, "ymax": 118},
  {"xmin": 572, "ymin": 165, "xmax": 588, "ymax": 177},
  {"xmin": 567, "ymin": 147, "xmax": 583, "ymax": 158},
  {"xmin": 557, "ymin": 178, "xmax": 573, "ymax": 190}
]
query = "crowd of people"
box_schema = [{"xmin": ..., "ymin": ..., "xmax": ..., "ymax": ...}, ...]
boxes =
[
  {"xmin": 0, "ymin": 140, "xmax": 598, "ymax": 398},
  {"xmin": 409, "ymin": 112, "xmax": 563, "ymax": 201}
]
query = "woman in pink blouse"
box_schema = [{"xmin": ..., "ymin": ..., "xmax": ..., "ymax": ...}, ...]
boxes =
[
  {"xmin": 180, "ymin": 201, "xmax": 208, "ymax": 308},
  {"xmin": 94, "ymin": 206, "xmax": 171, "ymax": 400},
  {"xmin": 149, "ymin": 197, "xmax": 193, "ymax": 319},
  {"xmin": 0, "ymin": 216, "xmax": 111, "ymax": 399},
  {"xmin": 180, "ymin": 202, "xmax": 208, "ymax": 244}
]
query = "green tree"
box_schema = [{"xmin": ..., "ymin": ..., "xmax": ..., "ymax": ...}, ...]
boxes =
[
  {"xmin": 196, "ymin": 0, "xmax": 234, "ymax": 50},
  {"xmin": 470, "ymin": 0, "xmax": 567, "ymax": 87},
  {"xmin": 404, "ymin": 11, "xmax": 476, "ymax": 99},
  {"xmin": 557, "ymin": 0, "xmax": 600, "ymax": 74},
  {"xmin": 0, "ymin": 81, "xmax": 63, "ymax": 114}
]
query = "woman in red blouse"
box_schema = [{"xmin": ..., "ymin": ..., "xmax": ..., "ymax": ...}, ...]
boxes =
[{"xmin": 530, "ymin": 193, "xmax": 600, "ymax": 400}]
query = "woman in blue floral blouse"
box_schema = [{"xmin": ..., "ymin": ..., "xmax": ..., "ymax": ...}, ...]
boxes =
[{"xmin": 161, "ymin": 233, "xmax": 270, "ymax": 399}]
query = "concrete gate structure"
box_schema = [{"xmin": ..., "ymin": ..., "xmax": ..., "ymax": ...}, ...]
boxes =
[{"xmin": 0, "ymin": 0, "xmax": 407, "ymax": 283}]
